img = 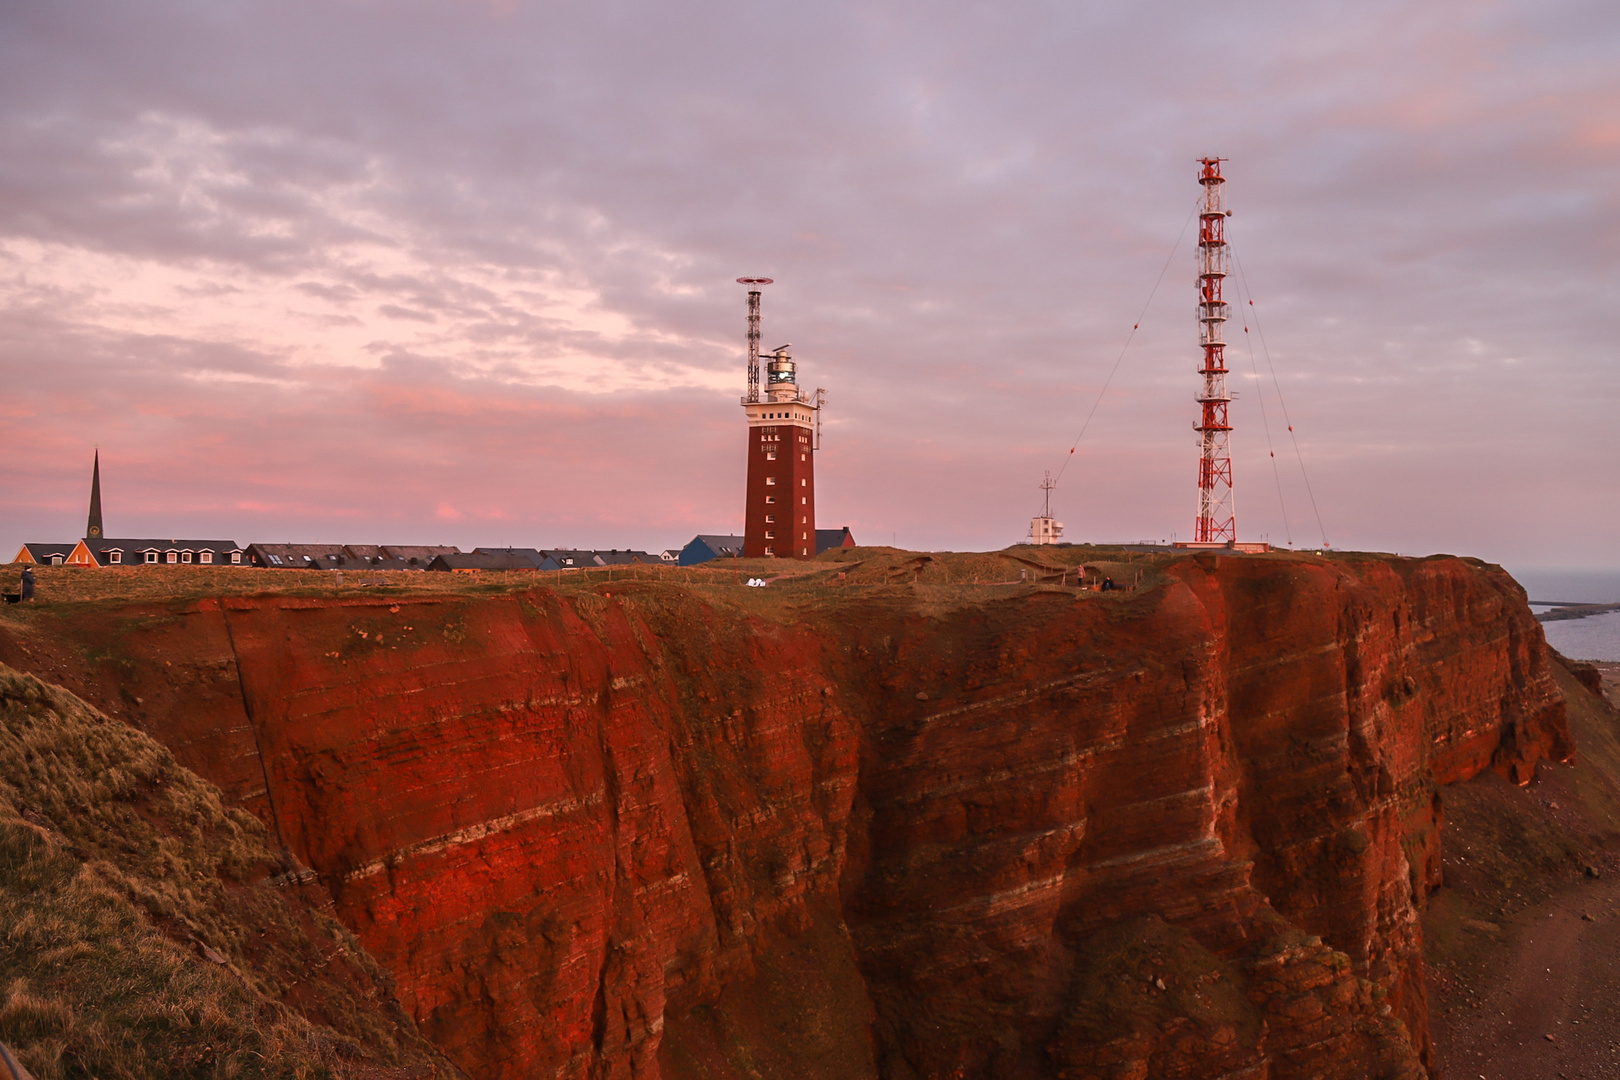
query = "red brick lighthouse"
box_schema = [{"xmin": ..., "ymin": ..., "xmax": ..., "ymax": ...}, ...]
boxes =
[{"xmin": 739, "ymin": 279, "xmax": 819, "ymax": 558}]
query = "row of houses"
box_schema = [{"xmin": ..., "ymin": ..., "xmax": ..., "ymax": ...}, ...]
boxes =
[
  {"xmin": 12, "ymin": 529, "xmax": 857, "ymax": 572},
  {"xmin": 12, "ymin": 540, "xmax": 455, "ymax": 570}
]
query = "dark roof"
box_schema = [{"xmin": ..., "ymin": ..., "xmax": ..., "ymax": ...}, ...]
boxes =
[
  {"xmin": 474, "ymin": 548, "xmax": 545, "ymax": 567},
  {"xmin": 593, "ymin": 549, "xmax": 656, "ymax": 566},
  {"xmin": 246, "ymin": 543, "xmax": 461, "ymax": 568},
  {"xmin": 678, "ymin": 535, "xmax": 745, "ymax": 566},
  {"xmin": 539, "ymin": 550, "xmax": 604, "ymax": 568},
  {"xmin": 381, "ymin": 545, "xmax": 460, "ymax": 561},
  {"xmin": 246, "ymin": 543, "xmax": 347, "ymax": 568},
  {"xmin": 426, "ymin": 552, "xmax": 540, "ymax": 572},
  {"xmin": 81, "ymin": 539, "xmax": 245, "ymax": 567},
  {"xmin": 815, "ymin": 527, "xmax": 856, "ymax": 554},
  {"xmin": 351, "ymin": 557, "xmax": 420, "ymax": 571},
  {"xmin": 14, "ymin": 543, "xmax": 76, "ymax": 564},
  {"xmin": 89, "ymin": 538, "xmax": 243, "ymax": 550}
]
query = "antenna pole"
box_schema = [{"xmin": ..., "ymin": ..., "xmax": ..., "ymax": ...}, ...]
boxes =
[
  {"xmin": 1029, "ymin": 470, "xmax": 1063, "ymax": 545},
  {"xmin": 814, "ymin": 387, "xmax": 826, "ymax": 449},
  {"xmin": 1193, "ymin": 158, "xmax": 1236, "ymax": 542},
  {"xmin": 737, "ymin": 277, "xmax": 772, "ymax": 404}
]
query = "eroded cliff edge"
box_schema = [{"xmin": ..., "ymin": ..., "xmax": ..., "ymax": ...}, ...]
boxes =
[{"xmin": 0, "ymin": 550, "xmax": 1568, "ymax": 1080}]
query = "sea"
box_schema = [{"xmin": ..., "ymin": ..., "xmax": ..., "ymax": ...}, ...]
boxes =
[{"xmin": 1505, "ymin": 567, "xmax": 1620, "ymax": 663}]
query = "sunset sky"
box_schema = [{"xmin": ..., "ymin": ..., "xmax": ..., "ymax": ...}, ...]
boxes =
[{"xmin": 3, "ymin": 0, "xmax": 1616, "ymax": 566}]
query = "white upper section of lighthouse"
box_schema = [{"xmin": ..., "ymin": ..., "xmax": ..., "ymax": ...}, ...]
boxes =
[{"xmin": 745, "ymin": 345, "xmax": 817, "ymax": 430}]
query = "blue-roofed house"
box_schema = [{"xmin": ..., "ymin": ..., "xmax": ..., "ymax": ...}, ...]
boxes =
[{"xmin": 678, "ymin": 535, "xmax": 745, "ymax": 566}]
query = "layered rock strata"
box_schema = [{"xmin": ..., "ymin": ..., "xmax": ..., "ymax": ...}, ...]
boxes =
[{"xmin": 0, "ymin": 552, "xmax": 1567, "ymax": 1080}]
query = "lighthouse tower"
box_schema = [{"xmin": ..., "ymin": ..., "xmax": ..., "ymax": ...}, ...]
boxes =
[{"xmin": 738, "ymin": 279, "xmax": 818, "ymax": 558}]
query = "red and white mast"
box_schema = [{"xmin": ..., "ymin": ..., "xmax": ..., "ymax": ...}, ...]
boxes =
[{"xmin": 1193, "ymin": 158, "xmax": 1235, "ymax": 542}]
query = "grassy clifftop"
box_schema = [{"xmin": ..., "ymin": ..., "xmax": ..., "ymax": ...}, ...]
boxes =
[{"xmin": 0, "ymin": 664, "xmax": 458, "ymax": 1080}]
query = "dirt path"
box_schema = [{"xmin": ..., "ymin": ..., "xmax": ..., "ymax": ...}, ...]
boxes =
[
  {"xmin": 1432, "ymin": 875, "xmax": 1620, "ymax": 1079},
  {"xmin": 1427, "ymin": 659, "xmax": 1620, "ymax": 1079}
]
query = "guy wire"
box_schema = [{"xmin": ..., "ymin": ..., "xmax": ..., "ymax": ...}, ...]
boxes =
[
  {"xmin": 1231, "ymin": 248, "xmax": 1329, "ymax": 548},
  {"xmin": 1228, "ymin": 240, "xmax": 1293, "ymax": 547},
  {"xmin": 1047, "ymin": 198, "xmax": 1200, "ymax": 498}
]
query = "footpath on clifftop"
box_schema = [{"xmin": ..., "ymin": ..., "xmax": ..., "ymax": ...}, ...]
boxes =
[{"xmin": 0, "ymin": 546, "xmax": 1595, "ymax": 1080}]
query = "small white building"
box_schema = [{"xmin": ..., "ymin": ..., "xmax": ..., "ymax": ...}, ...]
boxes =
[{"xmin": 1029, "ymin": 515, "xmax": 1064, "ymax": 545}]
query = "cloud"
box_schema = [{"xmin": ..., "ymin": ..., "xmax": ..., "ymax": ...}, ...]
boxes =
[{"xmin": 0, "ymin": 0, "xmax": 1616, "ymax": 564}]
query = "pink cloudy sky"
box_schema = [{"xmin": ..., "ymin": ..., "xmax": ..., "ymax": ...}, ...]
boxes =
[{"xmin": 2, "ymin": 0, "xmax": 1616, "ymax": 566}]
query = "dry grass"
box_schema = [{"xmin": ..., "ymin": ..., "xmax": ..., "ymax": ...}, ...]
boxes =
[
  {"xmin": 0, "ymin": 665, "xmax": 455, "ymax": 1079},
  {"xmin": 0, "ymin": 543, "xmax": 1376, "ymax": 619},
  {"xmin": 0, "ymin": 545, "xmax": 1331, "ymax": 644},
  {"xmin": 0, "ymin": 548, "xmax": 1186, "ymax": 638},
  {"xmin": 0, "ymin": 545, "xmax": 1196, "ymax": 608}
]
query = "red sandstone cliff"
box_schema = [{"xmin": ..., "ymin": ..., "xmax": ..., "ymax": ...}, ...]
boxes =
[{"xmin": 0, "ymin": 551, "xmax": 1567, "ymax": 1080}]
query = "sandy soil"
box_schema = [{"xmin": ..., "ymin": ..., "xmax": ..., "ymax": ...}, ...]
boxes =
[
  {"xmin": 1428, "ymin": 661, "xmax": 1620, "ymax": 1080},
  {"xmin": 1432, "ymin": 877, "xmax": 1620, "ymax": 1079}
]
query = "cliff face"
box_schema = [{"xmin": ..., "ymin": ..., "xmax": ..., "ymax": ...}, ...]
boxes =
[{"xmin": 0, "ymin": 552, "xmax": 1567, "ymax": 1080}]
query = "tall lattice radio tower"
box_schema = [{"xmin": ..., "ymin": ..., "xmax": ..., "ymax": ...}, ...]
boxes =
[{"xmin": 1193, "ymin": 158, "xmax": 1235, "ymax": 542}]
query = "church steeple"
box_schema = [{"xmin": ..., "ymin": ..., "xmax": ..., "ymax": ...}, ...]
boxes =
[{"xmin": 86, "ymin": 450, "xmax": 103, "ymax": 539}]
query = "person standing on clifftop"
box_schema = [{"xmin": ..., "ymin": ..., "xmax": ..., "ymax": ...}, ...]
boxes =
[{"xmin": 19, "ymin": 568, "xmax": 34, "ymax": 602}]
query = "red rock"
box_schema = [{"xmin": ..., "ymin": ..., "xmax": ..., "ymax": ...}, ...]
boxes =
[{"xmin": 0, "ymin": 552, "xmax": 1566, "ymax": 1080}]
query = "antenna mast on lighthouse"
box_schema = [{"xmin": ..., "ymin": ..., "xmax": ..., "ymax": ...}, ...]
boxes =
[
  {"xmin": 737, "ymin": 278, "xmax": 772, "ymax": 404},
  {"xmin": 1193, "ymin": 158, "xmax": 1235, "ymax": 542}
]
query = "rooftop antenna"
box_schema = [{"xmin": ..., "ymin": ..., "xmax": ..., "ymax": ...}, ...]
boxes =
[
  {"xmin": 1029, "ymin": 470, "xmax": 1063, "ymax": 545},
  {"xmin": 1193, "ymin": 157, "xmax": 1236, "ymax": 542},
  {"xmin": 737, "ymin": 277, "xmax": 773, "ymax": 403},
  {"xmin": 813, "ymin": 386, "xmax": 826, "ymax": 449}
]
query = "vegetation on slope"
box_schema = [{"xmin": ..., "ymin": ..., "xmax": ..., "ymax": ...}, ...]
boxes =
[{"xmin": 0, "ymin": 664, "xmax": 455, "ymax": 1080}]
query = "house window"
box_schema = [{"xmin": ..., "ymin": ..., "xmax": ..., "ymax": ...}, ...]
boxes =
[
  {"xmin": 764, "ymin": 546, "xmax": 774, "ymax": 555},
  {"xmin": 765, "ymin": 531, "xmax": 775, "ymax": 539},
  {"xmin": 230, "ymin": 552, "xmax": 241, "ymax": 564},
  {"xmin": 200, "ymin": 551, "xmax": 213, "ymax": 564},
  {"xmin": 765, "ymin": 515, "xmax": 775, "ymax": 523},
  {"xmin": 801, "ymin": 497, "xmax": 807, "ymax": 505},
  {"xmin": 181, "ymin": 551, "xmax": 193, "ymax": 563},
  {"xmin": 166, "ymin": 552, "xmax": 178, "ymax": 564},
  {"xmin": 269, "ymin": 554, "xmax": 282, "ymax": 565},
  {"xmin": 145, "ymin": 552, "xmax": 158, "ymax": 564},
  {"xmin": 765, "ymin": 452, "xmax": 776, "ymax": 460},
  {"xmin": 765, "ymin": 496, "xmax": 775, "ymax": 504},
  {"xmin": 108, "ymin": 551, "xmax": 122, "ymax": 564},
  {"xmin": 49, "ymin": 555, "xmax": 63, "ymax": 565},
  {"xmin": 800, "ymin": 478, "xmax": 807, "ymax": 486},
  {"xmin": 765, "ymin": 477, "xmax": 775, "ymax": 485}
]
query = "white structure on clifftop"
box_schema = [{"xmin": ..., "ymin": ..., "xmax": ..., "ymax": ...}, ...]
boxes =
[{"xmin": 1029, "ymin": 471, "xmax": 1064, "ymax": 545}]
